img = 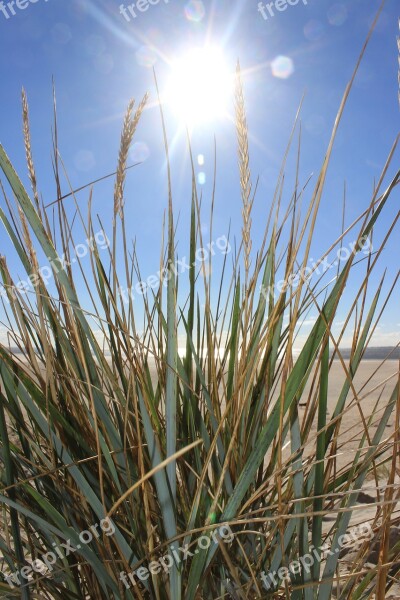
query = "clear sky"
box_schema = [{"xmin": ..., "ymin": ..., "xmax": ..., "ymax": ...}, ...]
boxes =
[{"xmin": 0, "ymin": 0, "xmax": 399, "ymax": 348}]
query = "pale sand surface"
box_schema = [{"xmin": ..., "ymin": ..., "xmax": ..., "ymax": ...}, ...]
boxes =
[
  {"xmin": 298, "ymin": 360, "xmax": 398, "ymax": 468},
  {"xmin": 297, "ymin": 361, "xmax": 400, "ymax": 599}
]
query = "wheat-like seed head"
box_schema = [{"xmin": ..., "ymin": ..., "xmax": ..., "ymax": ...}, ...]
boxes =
[
  {"xmin": 234, "ymin": 62, "xmax": 252, "ymax": 275},
  {"xmin": 114, "ymin": 98, "xmax": 135, "ymax": 220},
  {"xmin": 18, "ymin": 204, "xmax": 31, "ymax": 248},
  {"xmin": 114, "ymin": 93, "xmax": 149, "ymax": 221},
  {"xmin": 22, "ymin": 89, "xmax": 41, "ymax": 215}
]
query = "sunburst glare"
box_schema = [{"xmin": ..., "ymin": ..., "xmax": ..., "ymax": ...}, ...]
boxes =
[{"xmin": 164, "ymin": 47, "xmax": 233, "ymax": 127}]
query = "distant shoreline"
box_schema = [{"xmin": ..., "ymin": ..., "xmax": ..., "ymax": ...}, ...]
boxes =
[
  {"xmin": 3, "ymin": 345, "xmax": 399, "ymax": 361},
  {"xmin": 329, "ymin": 347, "xmax": 400, "ymax": 360}
]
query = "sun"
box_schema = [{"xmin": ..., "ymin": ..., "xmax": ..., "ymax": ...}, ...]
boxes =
[{"xmin": 164, "ymin": 47, "xmax": 233, "ymax": 127}]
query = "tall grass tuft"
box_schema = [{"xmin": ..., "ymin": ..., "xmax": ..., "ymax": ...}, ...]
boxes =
[{"xmin": 0, "ymin": 7, "xmax": 399, "ymax": 600}]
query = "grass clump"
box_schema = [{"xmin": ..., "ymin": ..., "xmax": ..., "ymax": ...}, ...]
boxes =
[{"xmin": 0, "ymin": 7, "xmax": 400, "ymax": 600}]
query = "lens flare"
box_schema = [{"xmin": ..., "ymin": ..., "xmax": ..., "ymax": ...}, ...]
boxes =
[
  {"xmin": 327, "ymin": 3, "xmax": 348, "ymax": 26},
  {"xmin": 184, "ymin": 0, "xmax": 206, "ymax": 22},
  {"xmin": 130, "ymin": 142, "xmax": 150, "ymax": 163},
  {"xmin": 271, "ymin": 56, "xmax": 294, "ymax": 79},
  {"xmin": 135, "ymin": 46, "xmax": 158, "ymax": 68}
]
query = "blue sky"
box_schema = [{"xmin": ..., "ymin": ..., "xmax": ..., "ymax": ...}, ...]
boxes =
[{"xmin": 0, "ymin": 0, "xmax": 399, "ymax": 347}]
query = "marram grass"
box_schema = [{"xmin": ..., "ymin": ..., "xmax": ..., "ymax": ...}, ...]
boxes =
[{"xmin": 0, "ymin": 8, "xmax": 400, "ymax": 600}]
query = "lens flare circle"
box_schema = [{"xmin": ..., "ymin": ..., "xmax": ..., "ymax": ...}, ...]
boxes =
[
  {"xmin": 184, "ymin": 0, "xmax": 206, "ymax": 22},
  {"xmin": 130, "ymin": 142, "xmax": 150, "ymax": 163},
  {"xmin": 327, "ymin": 3, "xmax": 348, "ymax": 26},
  {"xmin": 135, "ymin": 45, "xmax": 158, "ymax": 68},
  {"xmin": 271, "ymin": 56, "xmax": 294, "ymax": 79}
]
